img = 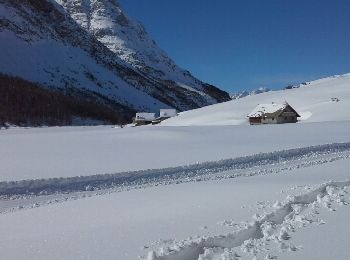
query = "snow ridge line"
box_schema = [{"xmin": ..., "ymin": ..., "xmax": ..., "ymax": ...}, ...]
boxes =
[
  {"xmin": 151, "ymin": 180, "xmax": 350, "ymax": 260},
  {"xmin": 1, "ymin": 142, "xmax": 350, "ymax": 196}
]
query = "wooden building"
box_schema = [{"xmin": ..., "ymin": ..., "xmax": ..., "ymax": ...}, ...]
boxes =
[{"xmin": 248, "ymin": 102, "xmax": 300, "ymax": 125}]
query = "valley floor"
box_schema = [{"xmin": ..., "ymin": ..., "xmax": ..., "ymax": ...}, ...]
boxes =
[
  {"xmin": 1, "ymin": 121, "xmax": 350, "ymax": 181},
  {"xmin": 0, "ymin": 121, "xmax": 350, "ymax": 260}
]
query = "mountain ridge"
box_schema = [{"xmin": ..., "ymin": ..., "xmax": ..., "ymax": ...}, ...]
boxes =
[
  {"xmin": 0, "ymin": 0, "xmax": 230, "ymax": 124},
  {"xmin": 231, "ymin": 87, "xmax": 271, "ymax": 100}
]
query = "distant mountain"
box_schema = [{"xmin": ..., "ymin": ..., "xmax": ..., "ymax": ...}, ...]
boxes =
[
  {"xmin": 0, "ymin": 0, "xmax": 230, "ymax": 125},
  {"xmin": 231, "ymin": 82, "xmax": 314, "ymax": 100},
  {"xmin": 231, "ymin": 87, "xmax": 271, "ymax": 100}
]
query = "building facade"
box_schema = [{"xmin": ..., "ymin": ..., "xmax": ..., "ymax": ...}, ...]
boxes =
[{"xmin": 248, "ymin": 103, "xmax": 300, "ymax": 125}]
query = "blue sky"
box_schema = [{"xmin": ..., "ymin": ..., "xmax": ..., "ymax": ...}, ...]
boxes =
[{"xmin": 119, "ymin": 0, "xmax": 350, "ymax": 93}]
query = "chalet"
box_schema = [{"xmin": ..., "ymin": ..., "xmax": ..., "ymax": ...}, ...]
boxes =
[
  {"xmin": 152, "ymin": 109, "xmax": 178, "ymax": 124},
  {"xmin": 133, "ymin": 112, "xmax": 156, "ymax": 126},
  {"xmin": 248, "ymin": 102, "xmax": 300, "ymax": 125},
  {"xmin": 159, "ymin": 109, "xmax": 177, "ymax": 119}
]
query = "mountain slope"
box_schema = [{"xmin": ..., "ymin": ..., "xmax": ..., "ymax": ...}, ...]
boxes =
[
  {"xmin": 163, "ymin": 73, "xmax": 350, "ymax": 126},
  {"xmin": 0, "ymin": 0, "xmax": 230, "ymax": 121},
  {"xmin": 0, "ymin": 73, "xmax": 133, "ymax": 126},
  {"xmin": 55, "ymin": 0, "xmax": 215, "ymax": 93}
]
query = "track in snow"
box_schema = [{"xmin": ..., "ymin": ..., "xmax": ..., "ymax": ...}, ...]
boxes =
[
  {"xmin": 150, "ymin": 181, "xmax": 350, "ymax": 260},
  {"xmin": 1, "ymin": 142, "xmax": 350, "ymax": 214},
  {"xmin": 1, "ymin": 142, "xmax": 350, "ymax": 196}
]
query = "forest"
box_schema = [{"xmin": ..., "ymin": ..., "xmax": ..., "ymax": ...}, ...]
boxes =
[{"xmin": 0, "ymin": 74, "xmax": 134, "ymax": 127}]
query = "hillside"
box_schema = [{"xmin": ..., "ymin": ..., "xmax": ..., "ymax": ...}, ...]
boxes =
[
  {"xmin": 163, "ymin": 73, "xmax": 350, "ymax": 126},
  {"xmin": 0, "ymin": 74, "xmax": 132, "ymax": 126},
  {"xmin": 0, "ymin": 0, "xmax": 229, "ymax": 124}
]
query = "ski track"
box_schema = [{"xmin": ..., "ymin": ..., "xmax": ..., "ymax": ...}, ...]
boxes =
[
  {"xmin": 1, "ymin": 142, "xmax": 350, "ymax": 214},
  {"xmin": 148, "ymin": 181, "xmax": 350, "ymax": 260},
  {"xmin": 1, "ymin": 142, "xmax": 350, "ymax": 196}
]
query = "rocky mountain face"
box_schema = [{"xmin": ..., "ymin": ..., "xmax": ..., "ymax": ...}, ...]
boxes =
[{"xmin": 0, "ymin": 0, "xmax": 230, "ymax": 122}]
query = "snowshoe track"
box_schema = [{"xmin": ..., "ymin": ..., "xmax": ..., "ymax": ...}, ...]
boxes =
[{"xmin": 150, "ymin": 180, "xmax": 350, "ymax": 260}]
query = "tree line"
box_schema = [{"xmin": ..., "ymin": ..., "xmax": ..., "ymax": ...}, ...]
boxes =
[{"xmin": 0, "ymin": 74, "xmax": 134, "ymax": 127}]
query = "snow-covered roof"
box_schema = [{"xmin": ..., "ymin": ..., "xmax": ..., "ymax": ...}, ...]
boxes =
[{"xmin": 248, "ymin": 103, "xmax": 288, "ymax": 117}]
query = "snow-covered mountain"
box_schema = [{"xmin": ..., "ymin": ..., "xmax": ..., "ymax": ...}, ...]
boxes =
[
  {"xmin": 231, "ymin": 87, "xmax": 271, "ymax": 100},
  {"xmin": 163, "ymin": 73, "xmax": 350, "ymax": 126},
  {"xmin": 0, "ymin": 0, "xmax": 229, "ymax": 118},
  {"xmin": 55, "ymin": 0, "xmax": 208, "ymax": 88}
]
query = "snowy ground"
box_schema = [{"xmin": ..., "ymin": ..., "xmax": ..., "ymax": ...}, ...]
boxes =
[
  {"xmin": 1, "ymin": 74, "xmax": 350, "ymax": 259},
  {"xmin": 1, "ymin": 121, "xmax": 350, "ymax": 181},
  {"xmin": 0, "ymin": 143, "xmax": 350, "ymax": 260},
  {"xmin": 0, "ymin": 121, "xmax": 350, "ymax": 259}
]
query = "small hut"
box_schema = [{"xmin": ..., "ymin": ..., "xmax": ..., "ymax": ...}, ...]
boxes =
[
  {"xmin": 133, "ymin": 113, "xmax": 156, "ymax": 126},
  {"xmin": 152, "ymin": 109, "xmax": 178, "ymax": 124},
  {"xmin": 248, "ymin": 102, "xmax": 300, "ymax": 125}
]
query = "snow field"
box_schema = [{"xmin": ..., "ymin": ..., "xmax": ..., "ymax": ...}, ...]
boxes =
[
  {"xmin": 1, "ymin": 155, "xmax": 349, "ymax": 260},
  {"xmin": 151, "ymin": 181, "xmax": 350, "ymax": 260},
  {"xmin": 1, "ymin": 73, "xmax": 350, "ymax": 259},
  {"xmin": 163, "ymin": 73, "xmax": 350, "ymax": 126},
  {"xmin": 1, "ymin": 121, "xmax": 350, "ymax": 182},
  {"xmin": 0, "ymin": 142, "xmax": 349, "ymax": 197}
]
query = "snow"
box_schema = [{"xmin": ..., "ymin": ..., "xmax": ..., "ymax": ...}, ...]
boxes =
[
  {"xmin": 1, "ymin": 121, "xmax": 350, "ymax": 182},
  {"xmin": 247, "ymin": 103, "xmax": 288, "ymax": 117},
  {"xmin": 0, "ymin": 30, "xmax": 169, "ymax": 112},
  {"xmin": 1, "ymin": 150, "xmax": 350, "ymax": 260},
  {"xmin": 163, "ymin": 73, "xmax": 350, "ymax": 126},
  {"xmin": 0, "ymin": 0, "xmax": 221, "ymax": 113},
  {"xmin": 231, "ymin": 87, "xmax": 271, "ymax": 100},
  {"xmin": 282, "ymin": 205, "xmax": 350, "ymax": 260},
  {"xmin": 54, "ymin": 0, "xmax": 217, "ymax": 100},
  {"xmin": 1, "ymin": 141, "xmax": 349, "ymax": 196},
  {"xmin": 1, "ymin": 70, "xmax": 350, "ymax": 259}
]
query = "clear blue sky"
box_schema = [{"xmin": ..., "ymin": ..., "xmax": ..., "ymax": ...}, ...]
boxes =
[{"xmin": 119, "ymin": 0, "xmax": 350, "ymax": 93}]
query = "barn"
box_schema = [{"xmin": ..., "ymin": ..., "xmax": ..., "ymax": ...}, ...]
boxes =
[{"xmin": 248, "ymin": 102, "xmax": 300, "ymax": 125}]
